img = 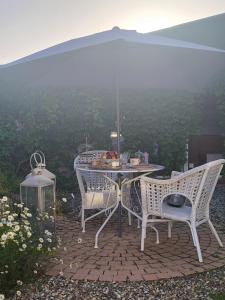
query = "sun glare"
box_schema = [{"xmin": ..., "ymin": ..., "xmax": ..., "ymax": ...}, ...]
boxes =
[{"xmin": 128, "ymin": 16, "xmax": 174, "ymax": 33}]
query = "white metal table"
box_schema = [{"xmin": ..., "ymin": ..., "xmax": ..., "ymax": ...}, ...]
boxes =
[{"xmin": 76, "ymin": 163, "xmax": 164, "ymax": 248}]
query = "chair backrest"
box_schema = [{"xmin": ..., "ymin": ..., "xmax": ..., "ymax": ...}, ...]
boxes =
[
  {"xmin": 165, "ymin": 160, "xmax": 224, "ymax": 214},
  {"xmin": 140, "ymin": 159, "xmax": 225, "ymax": 220},
  {"xmin": 194, "ymin": 159, "xmax": 225, "ymax": 222},
  {"xmin": 74, "ymin": 150, "xmax": 107, "ymax": 168},
  {"xmin": 74, "ymin": 150, "xmax": 117, "ymax": 194}
]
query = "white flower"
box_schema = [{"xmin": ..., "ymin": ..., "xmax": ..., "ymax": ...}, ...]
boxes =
[
  {"xmin": 22, "ymin": 244, "xmax": 27, "ymax": 249},
  {"xmin": 39, "ymin": 238, "xmax": 44, "ymax": 243},
  {"xmin": 17, "ymin": 280, "xmax": 23, "ymax": 286},
  {"xmin": 1, "ymin": 234, "xmax": 7, "ymax": 241},
  {"xmin": 2, "ymin": 196, "xmax": 7, "ymax": 202},
  {"xmin": 27, "ymin": 231, "xmax": 32, "ymax": 238},
  {"xmin": 7, "ymin": 232, "xmax": 15, "ymax": 239},
  {"xmin": 7, "ymin": 215, "xmax": 14, "ymax": 222},
  {"xmin": 16, "ymin": 290, "xmax": 21, "ymax": 296},
  {"xmin": 47, "ymin": 238, "xmax": 52, "ymax": 243},
  {"xmin": 26, "ymin": 213, "xmax": 32, "ymax": 218},
  {"xmin": 4, "ymin": 211, "xmax": 10, "ymax": 215},
  {"xmin": 62, "ymin": 197, "xmax": 67, "ymax": 203},
  {"xmin": 12, "ymin": 213, "xmax": 18, "ymax": 217},
  {"xmin": 6, "ymin": 222, "xmax": 13, "ymax": 227},
  {"xmin": 63, "ymin": 247, "xmax": 67, "ymax": 251},
  {"xmin": 0, "ymin": 294, "xmax": 5, "ymax": 300},
  {"xmin": 33, "ymin": 270, "xmax": 37, "ymax": 274},
  {"xmin": 69, "ymin": 263, "xmax": 73, "ymax": 269},
  {"xmin": 77, "ymin": 238, "xmax": 82, "ymax": 244},
  {"xmin": 1, "ymin": 218, "xmax": 6, "ymax": 224},
  {"xmin": 44, "ymin": 230, "xmax": 52, "ymax": 236},
  {"xmin": 38, "ymin": 243, "xmax": 42, "ymax": 248},
  {"xmin": 0, "ymin": 223, "xmax": 3, "ymax": 227},
  {"xmin": 24, "ymin": 225, "xmax": 30, "ymax": 231},
  {"xmin": 14, "ymin": 225, "xmax": 20, "ymax": 232},
  {"xmin": 17, "ymin": 203, "xmax": 23, "ymax": 208},
  {"xmin": 59, "ymin": 271, "xmax": 64, "ymax": 276}
]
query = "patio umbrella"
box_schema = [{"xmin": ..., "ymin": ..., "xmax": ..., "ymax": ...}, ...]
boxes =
[{"xmin": 1, "ymin": 27, "xmax": 225, "ymax": 153}]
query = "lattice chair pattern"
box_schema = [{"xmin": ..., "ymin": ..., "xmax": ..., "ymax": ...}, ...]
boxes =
[
  {"xmin": 140, "ymin": 159, "xmax": 225, "ymax": 262},
  {"xmin": 74, "ymin": 151, "xmax": 118, "ymax": 233}
]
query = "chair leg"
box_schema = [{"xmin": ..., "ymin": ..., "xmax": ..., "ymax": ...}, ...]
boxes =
[
  {"xmin": 208, "ymin": 220, "xmax": 223, "ymax": 247},
  {"xmin": 192, "ymin": 225, "xmax": 203, "ymax": 263},
  {"xmin": 128, "ymin": 211, "xmax": 132, "ymax": 226},
  {"xmin": 94, "ymin": 203, "xmax": 118, "ymax": 249},
  {"xmin": 190, "ymin": 226, "xmax": 197, "ymax": 247},
  {"xmin": 81, "ymin": 208, "xmax": 85, "ymax": 233},
  {"xmin": 150, "ymin": 225, "xmax": 159, "ymax": 244},
  {"xmin": 141, "ymin": 219, "xmax": 146, "ymax": 251},
  {"xmin": 137, "ymin": 218, "xmax": 141, "ymax": 228},
  {"xmin": 168, "ymin": 221, "xmax": 172, "ymax": 238}
]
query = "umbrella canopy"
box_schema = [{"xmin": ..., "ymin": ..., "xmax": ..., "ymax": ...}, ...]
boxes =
[
  {"xmin": 1, "ymin": 27, "xmax": 225, "ymax": 153},
  {"xmin": 1, "ymin": 27, "xmax": 224, "ymax": 91}
]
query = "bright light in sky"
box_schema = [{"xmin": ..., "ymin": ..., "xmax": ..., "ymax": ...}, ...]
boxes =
[
  {"xmin": 0, "ymin": 0, "xmax": 225, "ymax": 64},
  {"xmin": 125, "ymin": 15, "xmax": 175, "ymax": 33}
]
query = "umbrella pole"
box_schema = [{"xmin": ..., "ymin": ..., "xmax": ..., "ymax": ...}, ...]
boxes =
[{"xmin": 116, "ymin": 76, "xmax": 120, "ymax": 155}]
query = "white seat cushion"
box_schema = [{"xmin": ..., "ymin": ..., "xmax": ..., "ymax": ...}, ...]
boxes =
[
  {"xmin": 162, "ymin": 202, "xmax": 192, "ymax": 221},
  {"xmin": 84, "ymin": 191, "xmax": 116, "ymax": 209}
]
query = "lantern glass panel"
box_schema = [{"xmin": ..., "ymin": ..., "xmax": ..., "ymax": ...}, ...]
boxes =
[{"xmin": 21, "ymin": 186, "xmax": 38, "ymax": 215}]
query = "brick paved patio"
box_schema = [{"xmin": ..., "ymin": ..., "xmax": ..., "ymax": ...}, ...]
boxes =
[{"xmin": 46, "ymin": 215, "xmax": 225, "ymax": 282}]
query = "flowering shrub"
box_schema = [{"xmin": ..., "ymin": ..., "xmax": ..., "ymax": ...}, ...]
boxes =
[{"xmin": 0, "ymin": 196, "xmax": 55, "ymax": 298}]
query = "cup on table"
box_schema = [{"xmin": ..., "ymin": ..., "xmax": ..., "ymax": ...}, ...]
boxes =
[{"xmin": 130, "ymin": 158, "xmax": 140, "ymax": 166}]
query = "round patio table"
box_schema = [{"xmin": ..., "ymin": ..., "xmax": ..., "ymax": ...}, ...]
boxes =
[{"xmin": 76, "ymin": 163, "xmax": 164, "ymax": 248}]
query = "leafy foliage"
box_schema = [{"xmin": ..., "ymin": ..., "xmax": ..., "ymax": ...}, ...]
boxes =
[{"xmin": 0, "ymin": 84, "xmax": 201, "ymax": 193}]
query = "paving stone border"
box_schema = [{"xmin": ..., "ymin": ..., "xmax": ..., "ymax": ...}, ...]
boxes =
[{"xmin": 46, "ymin": 214, "xmax": 225, "ymax": 282}]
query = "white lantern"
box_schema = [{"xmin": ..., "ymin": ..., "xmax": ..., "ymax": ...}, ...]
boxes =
[
  {"xmin": 27, "ymin": 151, "xmax": 56, "ymax": 185},
  {"xmin": 20, "ymin": 169, "xmax": 55, "ymax": 215}
]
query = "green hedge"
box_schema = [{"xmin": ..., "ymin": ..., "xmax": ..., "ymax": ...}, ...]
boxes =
[{"xmin": 0, "ymin": 85, "xmax": 202, "ymax": 194}]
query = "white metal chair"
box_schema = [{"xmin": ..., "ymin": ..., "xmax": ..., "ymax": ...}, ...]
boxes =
[
  {"xmin": 140, "ymin": 159, "xmax": 225, "ymax": 262},
  {"xmin": 74, "ymin": 150, "xmax": 118, "ymax": 233}
]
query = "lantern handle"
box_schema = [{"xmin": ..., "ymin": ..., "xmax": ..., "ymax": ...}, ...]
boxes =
[
  {"xmin": 35, "ymin": 150, "xmax": 46, "ymax": 166},
  {"xmin": 30, "ymin": 152, "xmax": 43, "ymax": 170}
]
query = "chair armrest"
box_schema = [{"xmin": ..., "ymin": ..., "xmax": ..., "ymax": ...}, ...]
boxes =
[{"xmin": 171, "ymin": 170, "xmax": 182, "ymax": 178}]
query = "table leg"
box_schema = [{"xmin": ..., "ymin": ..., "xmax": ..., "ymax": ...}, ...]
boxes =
[
  {"xmin": 118, "ymin": 200, "xmax": 122, "ymax": 238},
  {"xmin": 117, "ymin": 174, "xmax": 123, "ymax": 238}
]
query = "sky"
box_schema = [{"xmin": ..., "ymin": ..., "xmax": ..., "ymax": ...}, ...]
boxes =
[{"xmin": 0, "ymin": 0, "xmax": 225, "ymax": 64}]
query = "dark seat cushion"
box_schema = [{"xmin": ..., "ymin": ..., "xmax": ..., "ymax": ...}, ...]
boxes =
[{"xmin": 166, "ymin": 194, "xmax": 186, "ymax": 207}]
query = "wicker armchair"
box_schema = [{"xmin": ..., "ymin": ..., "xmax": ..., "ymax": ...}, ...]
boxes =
[{"xmin": 140, "ymin": 159, "xmax": 225, "ymax": 262}]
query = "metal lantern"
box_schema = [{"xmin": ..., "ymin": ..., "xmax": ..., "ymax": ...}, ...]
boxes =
[
  {"xmin": 20, "ymin": 169, "xmax": 55, "ymax": 215},
  {"xmin": 25, "ymin": 151, "xmax": 57, "ymax": 213},
  {"xmin": 110, "ymin": 131, "xmax": 124, "ymax": 152},
  {"xmin": 26, "ymin": 151, "xmax": 56, "ymax": 185}
]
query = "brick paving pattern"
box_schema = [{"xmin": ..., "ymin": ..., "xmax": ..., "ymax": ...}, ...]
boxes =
[{"xmin": 46, "ymin": 215, "xmax": 225, "ymax": 282}]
